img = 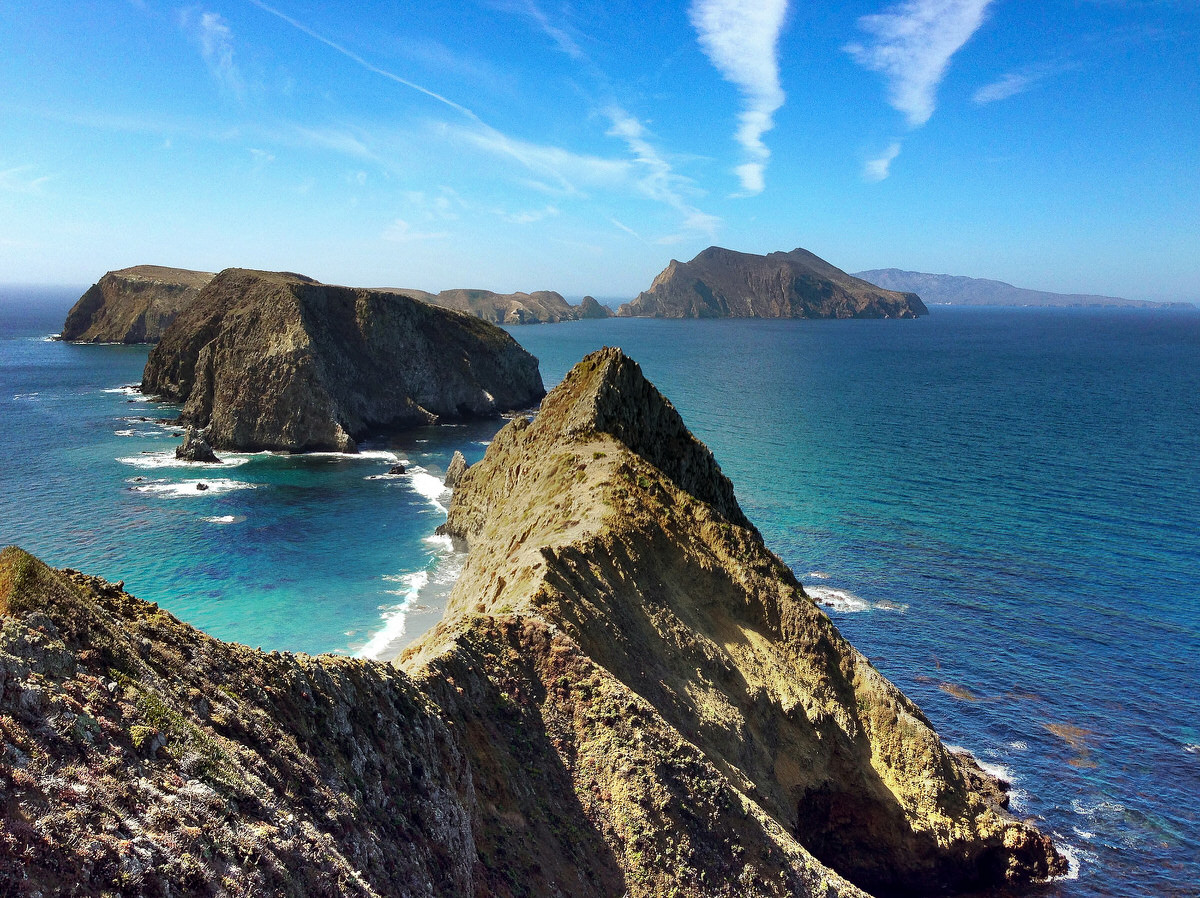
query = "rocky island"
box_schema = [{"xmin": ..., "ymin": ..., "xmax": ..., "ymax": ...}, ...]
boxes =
[
  {"xmin": 141, "ymin": 268, "xmax": 545, "ymax": 452},
  {"xmin": 60, "ymin": 265, "xmax": 215, "ymax": 343},
  {"xmin": 0, "ymin": 348, "xmax": 1062, "ymax": 896},
  {"xmin": 854, "ymin": 268, "xmax": 1184, "ymax": 308},
  {"xmin": 619, "ymin": 247, "xmax": 927, "ymax": 319},
  {"xmin": 391, "ymin": 287, "xmax": 611, "ymax": 324}
]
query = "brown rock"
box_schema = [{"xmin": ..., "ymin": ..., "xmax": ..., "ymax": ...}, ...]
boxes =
[{"xmin": 60, "ymin": 265, "xmax": 215, "ymax": 343}]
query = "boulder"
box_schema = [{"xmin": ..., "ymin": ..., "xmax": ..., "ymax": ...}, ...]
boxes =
[{"xmin": 175, "ymin": 426, "xmax": 221, "ymax": 464}]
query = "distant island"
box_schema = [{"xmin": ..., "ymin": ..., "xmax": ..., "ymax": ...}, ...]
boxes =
[
  {"xmin": 60, "ymin": 265, "xmax": 215, "ymax": 343},
  {"xmin": 854, "ymin": 268, "xmax": 1186, "ymax": 308},
  {"xmin": 619, "ymin": 247, "xmax": 927, "ymax": 319},
  {"xmin": 60, "ymin": 267, "xmax": 609, "ymax": 343}
]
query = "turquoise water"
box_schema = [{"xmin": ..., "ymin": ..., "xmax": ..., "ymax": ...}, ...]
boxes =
[{"xmin": 2, "ymin": 288, "xmax": 1198, "ymax": 895}]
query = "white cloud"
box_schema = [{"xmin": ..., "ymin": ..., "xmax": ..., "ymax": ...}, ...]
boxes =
[
  {"xmin": 0, "ymin": 165, "xmax": 52, "ymax": 194},
  {"xmin": 864, "ymin": 142, "xmax": 902, "ymax": 181},
  {"xmin": 972, "ymin": 64, "xmax": 1066, "ymax": 105},
  {"xmin": 689, "ymin": 0, "xmax": 789, "ymax": 195},
  {"xmin": 382, "ymin": 219, "xmax": 450, "ymax": 242},
  {"xmin": 249, "ymin": 147, "xmax": 275, "ymax": 166},
  {"xmin": 846, "ymin": 0, "xmax": 993, "ymax": 127},
  {"xmin": 500, "ymin": 205, "xmax": 559, "ymax": 225},
  {"xmin": 497, "ymin": 0, "xmax": 585, "ymax": 60},
  {"xmin": 180, "ymin": 10, "xmax": 243, "ymax": 97}
]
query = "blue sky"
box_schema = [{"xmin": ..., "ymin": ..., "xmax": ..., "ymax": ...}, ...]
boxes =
[{"xmin": 1, "ymin": 0, "xmax": 1197, "ymax": 301}]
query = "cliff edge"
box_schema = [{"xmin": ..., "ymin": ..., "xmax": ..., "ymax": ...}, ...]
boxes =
[
  {"xmin": 141, "ymin": 269, "xmax": 545, "ymax": 452},
  {"xmin": 619, "ymin": 247, "xmax": 927, "ymax": 319},
  {"xmin": 413, "ymin": 347, "xmax": 1061, "ymax": 895},
  {"xmin": 60, "ymin": 266, "xmax": 215, "ymax": 343}
]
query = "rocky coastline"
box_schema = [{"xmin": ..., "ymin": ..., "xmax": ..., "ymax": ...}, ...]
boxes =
[
  {"xmin": 0, "ymin": 347, "xmax": 1064, "ymax": 896},
  {"xmin": 60, "ymin": 266, "xmax": 215, "ymax": 343}
]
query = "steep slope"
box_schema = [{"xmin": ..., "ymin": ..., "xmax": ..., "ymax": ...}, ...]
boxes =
[
  {"xmin": 412, "ymin": 348, "xmax": 1062, "ymax": 896},
  {"xmin": 619, "ymin": 248, "xmax": 927, "ymax": 319},
  {"xmin": 854, "ymin": 268, "xmax": 1169, "ymax": 308},
  {"xmin": 141, "ymin": 269, "xmax": 544, "ymax": 452},
  {"xmin": 60, "ymin": 266, "xmax": 215, "ymax": 343},
  {"xmin": 577, "ymin": 295, "xmax": 614, "ymax": 319}
]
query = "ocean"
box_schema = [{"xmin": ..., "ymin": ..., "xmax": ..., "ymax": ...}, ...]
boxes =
[{"xmin": 1, "ymin": 287, "xmax": 1197, "ymax": 896}]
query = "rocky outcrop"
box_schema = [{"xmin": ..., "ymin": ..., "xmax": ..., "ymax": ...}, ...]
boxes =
[
  {"xmin": 60, "ymin": 266, "xmax": 215, "ymax": 343},
  {"xmin": 443, "ymin": 450, "xmax": 468, "ymax": 488},
  {"xmin": 0, "ymin": 349, "xmax": 1063, "ymax": 897},
  {"xmin": 619, "ymin": 247, "xmax": 927, "ymax": 319},
  {"xmin": 389, "ymin": 287, "xmax": 615, "ymax": 323},
  {"xmin": 853, "ymin": 268, "xmax": 1181, "ymax": 308},
  {"xmin": 416, "ymin": 347, "xmax": 1062, "ymax": 896},
  {"xmin": 174, "ymin": 426, "xmax": 220, "ymax": 463},
  {"xmin": 577, "ymin": 295, "xmax": 613, "ymax": 319},
  {"xmin": 388, "ymin": 287, "xmax": 578, "ymax": 324},
  {"xmin": 141, "ymin": 269, "xmax": 545, "ymax": 453}
]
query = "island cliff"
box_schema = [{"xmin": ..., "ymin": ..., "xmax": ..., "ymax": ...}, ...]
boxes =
[
  {"xmin": 619, "ymin": 247, "xmax": 927, "ymax": 319},
  {"xmin": 388, "ymin": 287, "xmax": 611, "ymax": 324},
  {"xmin": 60, "ymin": 266, "xmax": 215, "ymax": 343},
  {"xmin": 0, "ymin": 349, "xmax": 1062, "ymax": 896},
  {"xmin": 141, "ymin": 269, "xmax": 544, "ymax": 452}
]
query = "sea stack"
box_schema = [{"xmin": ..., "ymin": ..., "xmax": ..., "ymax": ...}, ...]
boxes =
[
  {"xmin": 174, "ymin": 426, "xmax": 221, "ymax": 463},
  {"xmin": 443, "ymin": 451, "xmax": 468, "ymax": 488},
  {"xmin": 619, "ymin": 246, "xmax": 928, "ymax": 319},
  {"xmin": 141, "ymin": 269, "xmax": 545, "ymax": 453},
  {"xmin": 60, "ymin": 265, "xmax": 215, "ymax": 343}
]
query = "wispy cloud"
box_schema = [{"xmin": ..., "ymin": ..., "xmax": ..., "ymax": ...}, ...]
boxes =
[
  {"xmin": 382, "ymin": 219, "xmax": 449, "ymax": 242},
  {"xmin": 247, "ymin": 0, "xmax": 482, "ymax": 122},
  {"xmin": 0, "ymin": 165, "xmax": 52, "ymax": 194},
  {"xmin": 864, "ymin": 142, "xmax": 902, "ymax": 181},
  {"xmin": 499, "ymin": 205, "xmax": 559, "ymax": 225},
  {"xmin": 492, "ymin": 0, "xmax": 585, "ymax": 60},
  {"xmin": 973, "ymin": 63, "xmax": 1068, "ymax": 105},
  {"xmin": 689, "ymin": 0, "xmax": 788, "ymax": 195},
  {"xmin": 180, "ymin": 9, "xmax": 243, "ymax": 97},
  {"xmin": 846, "ymin": 0, "xmax": 993, "ymax": 127},
  {"xmin": 603, "ymin": 108, "xmax": 721, "ymax": 237}
]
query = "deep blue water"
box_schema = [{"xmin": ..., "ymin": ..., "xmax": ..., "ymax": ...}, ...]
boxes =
[{"xmin": 2, "ymin": 288, "xmax": 1198, "ymax": 896}]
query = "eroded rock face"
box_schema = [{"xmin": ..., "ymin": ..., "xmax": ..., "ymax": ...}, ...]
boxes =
[
  {"xmin": 61, "ymin": 266, "xmax": 215, "ymax": 343},
  {"xmin": 618, "ymin": 247, "xmax": 928, "ymax": 319},
  {"xmin": 387, "ymin": 287, "xmax": 580, "ymax": 324},
  {"xmin": 141, "ymin": 269, "xmax": 545, "ymax": 452},
  {"xmin": 417, "ymin": 347, "xmax": 1063, "ymax": 896},
  {"xmin": 174, "ymin": 426, "xmax": 220, "ymax": 463},
  {"xmin": 443, "ymin": 450, "xmax": 468, "ymax": 488}
]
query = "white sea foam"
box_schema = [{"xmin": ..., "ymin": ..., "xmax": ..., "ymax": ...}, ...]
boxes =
[
  {"xmin": 303, "ymin": 449, "xmax": 399, "ymax": 462},
  {"xmin": 409, "ymin": 468, "xmax": 451, "ymax": 513},
  {"xmin": 1050, "ymin": 838, "xmax": 1095, "ymax": 881},
  {"xmin": 807, "ymin": 586, "xmax": 871, "ymax": 613},
  {"xmin": 976, "ymin": 758, "xmax": 1015, "ymax": 784},
  {"xmin": 204, "ymin": 515, "xmax": 244, "ymax": 524},
  {"xmin": 13, "ymin": 392, "xmax": 40, "ymax": 401},
  {"xmin": 1009, "ymin": 740, "xmax": 1029, "ymax": 751},
  {"xmin": 804, "ymin": 571, "xmax": 831, "ymax": 580},
  {"xmin": 128, "ymin": 478, "xmax": 256, "ymax": 498},
  {"xmin": 1185, "ymin": 743, "xmax": 1199, "ymax": 754},
  {"xmin": 357, "ymin": 532, "xmax": 465, "ymax": 661},
  {"xmin": 117, "ymin": 450, "xmax": 249, "ymax": 470},
  {"xmin": 103, "ymin": 385, "xmax": 152, "ymax": 402},
  {"xmin": 1073, "ymin": 827, "xmax": 1096, "ymax": 841}
]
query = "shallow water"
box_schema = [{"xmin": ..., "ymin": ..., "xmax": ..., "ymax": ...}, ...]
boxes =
[{"xmin": 2, "ymin": 289, "xmax": 1197, "ymax": 895}]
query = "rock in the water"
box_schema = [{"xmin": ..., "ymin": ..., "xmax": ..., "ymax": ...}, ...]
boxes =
[
  {"xmin": 175, "ymin": 426, "xmax": 221, "ymax": 463},
  {"xmin": 575, "ymin": 295, "xmax": 613, "ymax": 319},
  {"xmin": 618, "ymin": 246, "xmax": 928, "ymax": 319},
  {"xmin": 195, "ymin": 482, "xmax": 208, "ymax": 491},
  {"xmin": 443, "ymin": 451, "xmax": 468, "ymax": 488},
  {"xmin": 141, "ymin": 269, "xmax": 546, "ymax": 453},
  {"xmin": 60, "ymin": 265, "xmax": 215, "ymax": 343},
  {"xmin": 388, "ymin": 463, "xmax": 407, "ymax": 475}
]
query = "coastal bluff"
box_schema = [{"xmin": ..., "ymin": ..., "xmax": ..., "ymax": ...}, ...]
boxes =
[
  {"xmin": 60, "ymin": 265, "xmax": 215, "ymax": 343},
  {"xmin": 619, "ymin": 247, "xmax": 927, "ymax": 319},
  {"xmin": 0, "ymin": 347, "xmax": 1063, "ymax": 897},
  {"xmin": 141, "ymin": 268, "xmax": 544, "ymax": 452}
]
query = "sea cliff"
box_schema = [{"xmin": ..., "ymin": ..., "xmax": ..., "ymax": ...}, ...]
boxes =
[
  {"xmin": 619, "ymin": 247, "xmax": 927, "ymax": 319},
  {"xmin": 141, "ymin": 269, "xmax": 545, "ymax": 452},
  {"xmin": 0, "ymin": 349, "xmax": 1063, "ymax": 896},
  {"xmin": 60, "ymin": 266, "xmax": 215, "ymax": 343}
]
